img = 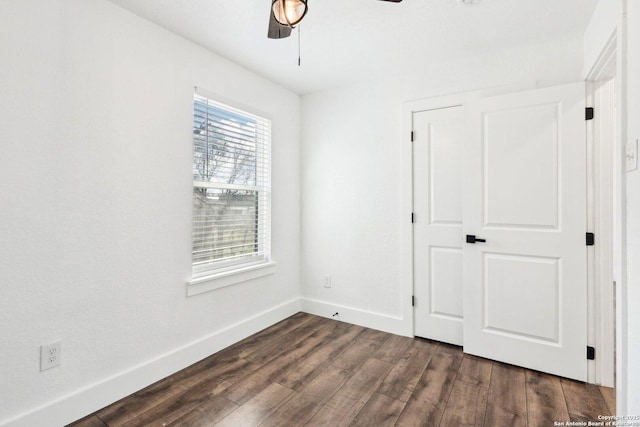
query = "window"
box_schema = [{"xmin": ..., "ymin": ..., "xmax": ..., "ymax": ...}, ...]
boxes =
[{"xmin": 191, "ymin": 92, "xmax": 272, "ymax": 286}]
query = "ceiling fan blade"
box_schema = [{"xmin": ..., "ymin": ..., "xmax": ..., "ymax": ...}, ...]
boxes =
[
  {"xmin": 268, "ymin": 5, "xmax": 292, "ymax": 39},
  {"xmin": 378, "ymin": 0, "xmax": 403, "ymax": 2}
]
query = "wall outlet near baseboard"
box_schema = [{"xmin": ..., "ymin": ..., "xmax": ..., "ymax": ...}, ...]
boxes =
[
  {"xmin": 323, "ymin": 276, "xmax": 332, "ymax": 288},
  {"xmin": 40, "ymin": 341, "xmax": 62, "ymax": 371}
]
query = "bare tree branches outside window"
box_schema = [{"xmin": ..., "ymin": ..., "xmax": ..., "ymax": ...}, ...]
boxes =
[{"xmin": 192, "ymin": 95, "xmax": 270, "ymax": 271}]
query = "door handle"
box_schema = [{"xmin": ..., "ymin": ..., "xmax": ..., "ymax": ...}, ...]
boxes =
[{"xmin": 466, "ymin": 235, "xmax": 487, "ymax": 244}]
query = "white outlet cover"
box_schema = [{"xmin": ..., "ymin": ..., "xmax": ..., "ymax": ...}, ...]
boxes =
[
  {"xmin": 323, "ymin": 276, "xmax": 331, "ymax": 288},
  {"xmin": 627, "ymin": 139, "xmax": 638, "ymax": 172},
  {"xmin": 40, "ymin": 341, "xmax": 62, "ymax": 371}
]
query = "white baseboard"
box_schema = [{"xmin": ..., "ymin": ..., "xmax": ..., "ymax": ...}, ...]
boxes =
[
  {"xmin": 1, "ymin": 298, "xmax": 301, "ymax": 427},
  {"xmin": 300, "ymin": 297, "xmax": 411, "ymax": 337}
]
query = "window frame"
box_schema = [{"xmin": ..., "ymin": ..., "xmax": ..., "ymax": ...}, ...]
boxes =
[{"xmin": 187, "ymin": 89, "xmax": 274, "ymax": 295}]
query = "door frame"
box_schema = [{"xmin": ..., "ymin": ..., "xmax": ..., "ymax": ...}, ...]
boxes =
[
  {"xmin": 586, "ymin": 77, "xmax": 616, "ymax": 387},
  {"xmin": 401, "ymin": 82, "xmax": 615, "ymax": 385},
  {"xmin": 584, "ymin": 28, "xmax": 622, "ymax": 391}
]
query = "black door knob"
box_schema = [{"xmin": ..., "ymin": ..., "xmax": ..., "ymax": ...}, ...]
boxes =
[{"xmin": 466, "ymin": 235, "xmax": 487, "ymax": 244}]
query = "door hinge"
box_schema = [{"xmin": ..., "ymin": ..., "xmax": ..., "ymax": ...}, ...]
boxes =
[
  {"xmin": 411, "ymin": 131, "xmax": 414, "ymax": 142},
  {"xmin": 586, "ymin": 107, "xmax": 594, "ymax": 121},
  {"xmin": 411, "ymin": 213, "xmax": 415, "ymax": 223},
  {"xmin": 412, "ymin": 295, "xmax": 415, "ymax": 307},
  {"xmin": 587, "ymin": 346, "xmax": 596, "ymax": 360},
  {"xmin": 586, "ymin": 232, "xmax": 595, "ymax": 246}
]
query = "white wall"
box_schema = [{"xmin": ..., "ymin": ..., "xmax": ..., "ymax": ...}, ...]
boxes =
[
  {"xmin": 300, "ymin": 35, "xmax": 585, "ymax": 335},
  {"xmin": 624, "ymin": 0, "xmax": 640, "ymax": 415},
  {"xmin": 300, "ymin": 80, "xmax": 406, "ymax": 332},
  {"xmin": 583, "ymin": 0, "xmax": 622, "ymax": 77},
  {"xmin": 0, "ymin": 1, "xmax": 301, "ymax": 425}
]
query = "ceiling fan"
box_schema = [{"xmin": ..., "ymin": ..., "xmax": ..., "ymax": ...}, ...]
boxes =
[{"xmin": 268, "ymin": 0, "xmax": 403, "ymax": 39}]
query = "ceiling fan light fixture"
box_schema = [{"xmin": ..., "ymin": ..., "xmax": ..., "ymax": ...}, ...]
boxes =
[{"xmin": 272, "ymin": 0, "xmax": 308, "ymax": 27}]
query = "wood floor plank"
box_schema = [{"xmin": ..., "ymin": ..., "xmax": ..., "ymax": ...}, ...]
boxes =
[
  {"xmin": 377, "ymin": 338, "xmax": 436, "ymax": 402},
  {"xmin": 456, "ymin": 354, "xmax": 493, "ymax": 388},
  {"xmin": 166, "ymin": 396, "xmax": 238, "ymax": 427},
  {"xmin": 120, "ymin": 374, "xmax": 243, "ymax": 427},
  {"xmin": 394, "ymin": 351, "xmax": 463, "ymax": 426},
  {"xmin": 304, "ymin": 358, "xmax": 394, "ymax": 427},
  {"xmin": 220, "ymin": 353, "xmax": 297, "ymax": 406},
  {"xmin": 155, "ymin": 315, "xmax": 301, "ymax": 388},
  {"xmin": 483, "ymin": 363, "xmax": 528, "ymax": 427},
  {"xmin": 119, "ymin": 388, "xmax": 209, "ymax": 427},
  {"xmin": 212, "ymin": 312, "xmax": 323, "ymax": 359},
  {"xmin": 525, "ymin": 370, "xmax": 570, "ymax": 427},
  {"xmin": 260, "ymin": 366, "xmax": 352, "ymax": 426},
  {"xmin": 275, "ymin": 323, "xmax": 364, "ymax": 391},
  {"xmin": 214, "ymin": 382, "xmax": 294, "ymax": 427},
  {"xmin": 332, "ymin": 328, "xmax": 389, "ymax": 373},
  {"xmin": 437, "ymin": 342, "xmax": 464, "ymax": 357},
  {"xmin": 348, "ymin": 392, "xmax": 406, "ymax": 427},
  {"xmin": 222, "ymin": 319, "xmax": 350, "ymax": 405},
  {"xmin": 439, "ymin": 380, "xmax": 488, "ymax": 427},
  {"xmin": 371, "ymin": 334, "xmax": 413, "ymax": 364},
  {"xmin": 65, "ymin": 415, "xmax": 108, "ymax": 427},
  {"xmin": 95, "ymin": 377, "xmax": 176, "ymax": 425},
  {"xmin": 561, "ymin": 378, "xmax": 612, "ymax": 422},
  {"xmin": 98, "ymin": 355, "xmax": 258, "ymax": 425},
  {"xmin": 244, "ymin": 315, "xmax": 328, "ymax": 365},
  {"xmin": 600, "ymin": 386, "xmax": 616, "ymax": 415},
  {"xmin": 300, "ymin": 365, "xmax": 353, "ymax": 400}
]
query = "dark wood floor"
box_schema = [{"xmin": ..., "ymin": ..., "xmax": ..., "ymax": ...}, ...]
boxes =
[{"xmin": 69, "ymin": 313, "xmax": 615, "ymax": 427}]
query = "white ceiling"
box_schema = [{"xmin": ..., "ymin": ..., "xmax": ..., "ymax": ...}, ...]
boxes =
[{"xmin": 106, "ymin": 0, "xmax": 598, "ymax": 94}]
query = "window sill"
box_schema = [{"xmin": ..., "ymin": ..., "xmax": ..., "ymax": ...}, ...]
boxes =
[{"xmin": 186, "ymin": 262, "xmax": 276, "ymax": 296}]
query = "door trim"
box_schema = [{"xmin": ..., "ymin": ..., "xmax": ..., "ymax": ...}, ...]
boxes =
[
  {"xmin": 586, "ymin": 78, "xmax": 616, "ymax": 387},
  {"xmin": 584, "ymin": 27, "xmax": 620, "ymax": 390}
]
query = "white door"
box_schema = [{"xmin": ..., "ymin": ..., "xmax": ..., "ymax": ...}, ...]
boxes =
[
  {"xmin": 462, "ymin": 83, "xmax": 587, "ymax": 381},
  {"xmin": 413, "ymin": 106, "xmax": 465, "ymax": 345}
]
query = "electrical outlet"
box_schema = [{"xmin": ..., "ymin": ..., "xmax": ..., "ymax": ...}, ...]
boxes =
[
  {"xmin": 323, "ymin": 275, "xmax": 332, "ymax": 288},
  {"xmin": 627, "ymin": 139, "xmax": 638, "ymax": 172},
  {"xmin": 40, "ymin": 341, "xmax": 61, "ymax": 371}
]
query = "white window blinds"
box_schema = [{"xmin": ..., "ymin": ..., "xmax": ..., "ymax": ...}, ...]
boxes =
[{"xmin": 192, "ymin": 93, "xmax": 271, "ymax": 276}]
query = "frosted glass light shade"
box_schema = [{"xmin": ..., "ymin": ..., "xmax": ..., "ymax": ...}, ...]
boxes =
[{"xmin": 272, "ymin": 0, "xmax": 308, "ymax": 27}]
